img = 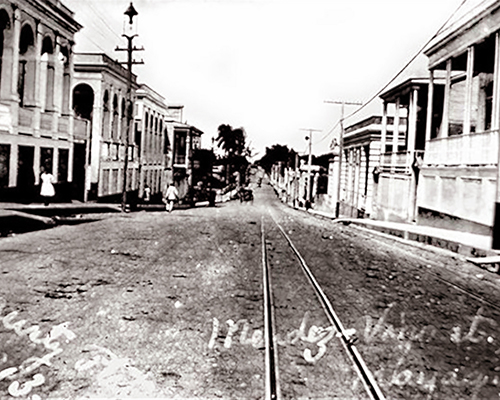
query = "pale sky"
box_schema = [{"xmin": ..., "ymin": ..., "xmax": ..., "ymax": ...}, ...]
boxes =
[{"xmin": 64, "ymin": 0, "xmax": 466, "ymax": 159}]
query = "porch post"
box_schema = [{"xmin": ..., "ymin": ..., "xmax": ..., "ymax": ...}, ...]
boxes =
[
  {"xmin": 463, "ymin": 46, "xmax": 474, "ymax": 137},
  {"xmin": 408, "ymin": 87, "xmax": 419, "ymax": 222},
  {"xmin": 408, "ymin": 88, "xmax": 418, "ymax": 154},
  {"xmin": 380, "ymin": 101, "xmax": 387, "ymax": 164},
  {"xmin": 391, "ymin": 97, "xmax": 400, "ymax": 172},
  {"xmin": 425, "ymin": 69, "xmax": 434, "ymax": 142},
  {"xmin": 440, "ymin": 59, "xmax": 452, "ymax": 138},
  {"xmin": 492, "ymin": 33, "xmax": 500, "ymax": 249}
]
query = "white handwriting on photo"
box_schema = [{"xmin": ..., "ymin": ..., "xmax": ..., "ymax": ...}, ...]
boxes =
[
  {"xmin": 0, "ymin": 298, "xmax": 76, "ymax": 398},
  {"xmin": 208, "ymin": 311, "xmax": 336, "ymax": 363}
]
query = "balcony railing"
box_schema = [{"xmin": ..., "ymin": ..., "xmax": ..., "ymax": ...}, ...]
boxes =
[
  {"xmin": 425, "ymin": 129, "xmax": 498, "ymax": 166},
  {"xmin": 380, "ymin": 150, "xmax": 424, "ymax": 174}
]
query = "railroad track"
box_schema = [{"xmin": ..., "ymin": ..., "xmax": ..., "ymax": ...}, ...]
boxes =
[{"xmin": 260, "ymin": 210, "xmax": 385, "ymax": 400}]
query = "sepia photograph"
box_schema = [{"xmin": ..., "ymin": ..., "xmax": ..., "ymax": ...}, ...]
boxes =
[{"xmin": 0, "ymin": 0, "xmax": 499, "ymax": 398}]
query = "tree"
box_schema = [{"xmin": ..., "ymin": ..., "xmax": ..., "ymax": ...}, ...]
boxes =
[
  {"xmin": 216, "ymin": 124, "xmax": 249, "ymax": 186},
  {"xmin": 257, "ymin": 144, "xmax": 297, "ymax": 174}
]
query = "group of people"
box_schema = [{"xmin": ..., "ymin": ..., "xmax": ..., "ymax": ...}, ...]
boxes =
[{"xmin": 38, "ymin": 167, "xmax": 181, "ymax": 212}]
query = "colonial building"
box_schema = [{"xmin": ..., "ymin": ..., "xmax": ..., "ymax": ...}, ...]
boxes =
[
  {"xmin": 335, "ymin": 116, "xmax": 387, "ymax": 218},
  {"xmin": 420, "ymin": 0, "xmax": 500, "ymax": 235},
  {"xmin": 374, "ymin": 78, "xmax": 442, "ymax": 223},
  {"xmin": 134, "ymin": 83, "xmax": 173, "ymax": 201},
  {"xmin": 0, "ymin": 0, "xmax": 82, "ymax": 202},
  {"xmin": 171, "ymin": 121, "xmax": 203, "ymax": 198},
  {"xmin": 73, "ymin": 52, "xmax": 139, "ymax": 202}
]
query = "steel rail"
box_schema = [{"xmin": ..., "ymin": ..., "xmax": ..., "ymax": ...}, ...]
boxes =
[
  {"xmin": 268, "ymin": 209, "xmax": 386, "ymax": 400},
  {"xmin": 261, "ymin": 216, "xmax": 280, "ymax": 400}
]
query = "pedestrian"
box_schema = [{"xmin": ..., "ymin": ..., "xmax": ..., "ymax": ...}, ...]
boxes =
[
  {"xmin": 144, "ymin": 185, "xmax": 151, "ymax": 202},
  {"xmin": 163, "ymin": 183, "xmax": 179, "ymax": 213},
  {"xmin": 40, "ymin": 167, "xmax": 56, "ymax": 206}
]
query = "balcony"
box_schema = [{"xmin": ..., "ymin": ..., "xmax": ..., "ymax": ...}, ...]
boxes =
[
  {"xmin": 425, "ymin": 129, "xmax": 498, "ymax": 166},
  {"xmin": 380, "ymin": 150, "xmax": 424, "ymax": 174}
]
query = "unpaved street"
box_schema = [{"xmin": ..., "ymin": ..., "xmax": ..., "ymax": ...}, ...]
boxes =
[{"xmin": 0, "ymin": 183, "xmax": 499, "ymax": 399}]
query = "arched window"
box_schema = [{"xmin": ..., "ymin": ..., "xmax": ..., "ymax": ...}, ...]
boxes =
[
  {"xmin": 72, "ymin": 83, "xmax": 94, "ymax": 120},
  {"xmin": 112, "ymin": 94, "xmax": 118, "ymax": 140},
  {"xmin": 0, "ymin": 9, "xmax": 11, "ymax": 95},
  {"xmin": 60, "ymin": 46, "xmax": 71, "ymax": 115},
  {"xmin": 19, "ymin": 24, "xmax": 35, "ymax": 107},
  {"xmin": 41, "ymin": 36, "xmax": 54, "ymax": 111},
  {"xmin": 102, "ymin": 90, "xmax": 110, "ymax": 140},
  {"xmin": 121, "ymin": 98, "xmax": 126, "ymax": 141}
]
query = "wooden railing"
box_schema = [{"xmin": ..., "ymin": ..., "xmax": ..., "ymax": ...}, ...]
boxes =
[
  {"xmin": 425, "ymin": 129, "xmax": 498, "ymax": 166},
  {"xmin": 380, "ymin": 150, "xmax": 424, "ymax": 174}
]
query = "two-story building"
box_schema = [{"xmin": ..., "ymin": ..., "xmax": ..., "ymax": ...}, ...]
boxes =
[
  {"xmin": 0, "ymin": 0, "xmax": 82, "ymax": 202},
  {"xmin": 419, "ymin": 0, "xmax": 500, "ymax": 238},
  {"xmin": 134, "ymin": 84, "xmax": 174, "ymax": 201},
  {"xmin": 73, "ymin": 52, "xmax": 139, "ymax": 202},
  {"xmin": 171, "ymin": 121, "xmax": 203, "ymax": 198}
]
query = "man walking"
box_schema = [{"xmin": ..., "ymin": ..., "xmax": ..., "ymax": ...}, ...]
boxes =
[{"xmin": 164, "ymin": 183, "xmax": 179, "ymax": 213}]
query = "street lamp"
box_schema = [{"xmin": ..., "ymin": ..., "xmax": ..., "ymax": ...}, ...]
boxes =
[{"xmin": 116, "ymin": 2, "xmax": 143, "ymax": 211}]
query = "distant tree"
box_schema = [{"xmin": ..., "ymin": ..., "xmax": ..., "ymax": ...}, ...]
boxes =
[
  {"xmin": 216, "ymin": 124, "xmax": 250, "ymax": 186},
  {"xmin": 257, "ymin": 144, "xmax": 297, "ymax": 174}
]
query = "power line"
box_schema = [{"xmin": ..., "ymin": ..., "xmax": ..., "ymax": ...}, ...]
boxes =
[
  {"xmin": 317, "ymin": 0, "xmax": 470, "ymax": 146},
  {"xmin": 340, "ymin": 0, "xmax": 469, "ymax": 124}
]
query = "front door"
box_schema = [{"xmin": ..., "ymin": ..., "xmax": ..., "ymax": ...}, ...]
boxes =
[
  {"xmin": 17, "ymin": 145, "xmax": 35, "ymax": 202},
  {"xmin": 72, "ymin": 142, "xmax": 86, "ymax": 201}
]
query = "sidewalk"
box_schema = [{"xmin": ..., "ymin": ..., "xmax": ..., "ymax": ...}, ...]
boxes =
[{"xmin": 302, "ymin": 207, "xmax": 497, "ymax": 259}]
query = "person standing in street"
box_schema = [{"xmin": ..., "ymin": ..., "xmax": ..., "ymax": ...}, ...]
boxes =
[
  {"xmin": 40, "ymin": 167, "xmax": 56, "ymax": 206},
  {"xmin": 164, "ymin": 183, "xmax": 179, "ymax": 213}
]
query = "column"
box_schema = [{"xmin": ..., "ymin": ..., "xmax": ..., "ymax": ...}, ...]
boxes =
[
  {"xmin": 380, "ymin": 100, "xmax": 387, "ymax": 164},
  {"xmin": 408, "ymin": 87, "xmax": 419, "ymax": 222},
  {"xmin": 463, "ymin": 46, "xmax": 474, "ymax": 136},
  {"xmin": 440, "ymin": 59, "xmax": 452, "ymax": 138},
  {"xmin": 425, "ymin": 69, "xmax": 435, "ymax": 142},
  {"xmin": 408, "ymin": 88, "xmax": 418, "ymax": 154},
  {"xmin": 391, "ymin": 97, "xmax": 400, "ymax": 171},
  {"xmin": 493, "ymin": 32, "xmax": 500, "ymax": 248}
]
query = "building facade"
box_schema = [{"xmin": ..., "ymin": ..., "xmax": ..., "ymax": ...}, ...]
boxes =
[
  {"xmin": 335, "ymin": 116, "xmax": 386, "ymax": 218},
  {"xmin": 420, "ymin": 0, "xmax": 500, "ymax": 235},
  {"xmin": 375, "ymin": 78, "xmax": 433, "ymax": 223},
  {"xmin": 0, "ymin": 0, "xmax": 82, "ymax": 202},
  {"xmin": 73, "ymin": 53, "xmax": 139, "ymax": 202},
  {"xmin": 134, "ymin": 84, "xmax": 173, "ymax": 201},
  {"xmin": 172, "ymin": 122, "xmax": 203, "ymax": 198}
]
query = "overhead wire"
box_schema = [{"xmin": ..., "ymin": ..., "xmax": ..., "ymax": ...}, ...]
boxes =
[
  {"xmin": 341, "ymin": 0, "xmax": 470, "ymax": 124},
  {"xmin": 320, "ymin": 0, "xmax": 470, "ymax": 145}
]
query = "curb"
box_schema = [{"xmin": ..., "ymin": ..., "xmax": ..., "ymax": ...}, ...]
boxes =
[{"xmin": 275, "ymin": 193, "xmax": 497, "ymax": 259}]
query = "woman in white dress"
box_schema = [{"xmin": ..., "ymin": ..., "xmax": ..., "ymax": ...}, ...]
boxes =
[{"xmin": 40, "ymin": 167, "xmax": 56, "ymax": 206}]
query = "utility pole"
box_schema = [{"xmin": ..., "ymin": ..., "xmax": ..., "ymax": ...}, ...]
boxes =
[
  {"xmin": 116, "ymin": 2, "xmax": 144, "ymax": 212},
  {"xmin": 324, "ymin": 100, "xmax": 362, "ymax": 218},
  {"xmin": 300, "ymin": 128, "xmax": 321, "ymax": 207}
]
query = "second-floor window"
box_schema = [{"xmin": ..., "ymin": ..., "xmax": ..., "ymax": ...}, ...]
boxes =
[{"xmin": 174, "ymin": 131, "xmax": 186, "ymax": 165}]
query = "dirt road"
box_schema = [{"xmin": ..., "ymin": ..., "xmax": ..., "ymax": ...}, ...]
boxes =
[{"xmin": 0, "ymin": 183, "xmax": 499, "ymax": 399}]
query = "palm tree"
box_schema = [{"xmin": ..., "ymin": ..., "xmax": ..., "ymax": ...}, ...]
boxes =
[{"xmin": 216, "ymin": 124, "xmax": 247, "ymax": 185}]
